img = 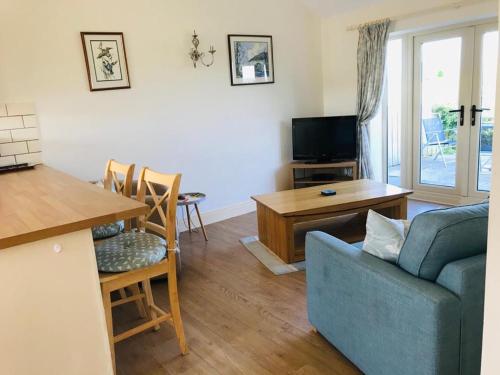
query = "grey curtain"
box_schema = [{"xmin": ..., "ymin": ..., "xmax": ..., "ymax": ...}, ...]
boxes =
[{"xmin": 356, "ymin": 19, "xmax": 391, "ymax": 179}]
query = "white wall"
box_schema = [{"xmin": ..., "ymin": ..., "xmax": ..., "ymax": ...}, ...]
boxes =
[
  {"xmin": 0, "ymin": 0, "xmax": 323, "ymax": 214},
  {"xmin": 481, "ymin": 2, "xmax": 500, "ymax": 372}
]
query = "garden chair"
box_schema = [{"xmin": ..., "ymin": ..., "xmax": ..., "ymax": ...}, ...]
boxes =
[{"xmin": 422, "ymin": 117, "xmax": 456, "ymax": 168}]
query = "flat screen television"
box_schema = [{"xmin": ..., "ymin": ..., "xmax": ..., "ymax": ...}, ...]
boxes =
[{"xmin": 292, "ymin": 116, "xmax": 358, "ymax": 162}]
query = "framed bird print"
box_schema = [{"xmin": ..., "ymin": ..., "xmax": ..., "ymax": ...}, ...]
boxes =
[
  {"xmin": 81, "ymin": 32, "xmax": 131, "ymax": 91},
  {"xmin": 228, "ymin": 35, "xmax": 275, "ymax": 86}
]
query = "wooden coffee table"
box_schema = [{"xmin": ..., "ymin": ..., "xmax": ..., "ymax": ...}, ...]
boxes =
[{"xmin": 252, "ymin": 180, "xmax": 413, "ymax": 264}]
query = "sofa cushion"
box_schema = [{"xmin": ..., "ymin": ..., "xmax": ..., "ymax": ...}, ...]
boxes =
[
  {"xmin": 397, "ymin": 203, "xmax": 489, "ymax": 281},
  {"xmin": 362, "ymin": 210, "xmax": 410, "ymax": 263}
]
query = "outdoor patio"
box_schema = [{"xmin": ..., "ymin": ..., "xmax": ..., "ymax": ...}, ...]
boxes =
[{"xmin": 389, "ymin": 152, "xmax": 492, "ymax": 192}]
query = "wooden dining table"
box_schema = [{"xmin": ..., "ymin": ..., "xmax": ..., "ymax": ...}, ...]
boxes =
[{"xmin": 0, "ymin": 165, "xmax": 148, "ymax": 375}]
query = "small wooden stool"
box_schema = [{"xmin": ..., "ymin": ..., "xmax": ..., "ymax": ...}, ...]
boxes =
[{"xmin": 177, "ymin": 193, "xmax": 208, "ymax": 241}]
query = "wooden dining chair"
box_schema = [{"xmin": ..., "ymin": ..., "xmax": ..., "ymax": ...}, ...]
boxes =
[
  {"xmin": 93, "ymin": 159, "xmax": 147, "ymax": 319},
  {"xmin": 96, "ymin": 167, "xmax": 188, "ymax": 373}
]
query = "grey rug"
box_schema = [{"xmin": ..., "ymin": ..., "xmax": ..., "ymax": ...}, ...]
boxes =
[{"xmin": 240, "ymin": 236, "xmax": 306, "ymax": 275}]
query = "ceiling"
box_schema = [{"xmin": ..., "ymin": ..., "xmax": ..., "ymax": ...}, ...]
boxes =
[
  {"xmin": 299, "ymin": 0, "xmax": 488, "ymax": 16},
  {"xmin": 299, "ymin": 0, "xmax": 387, "ymax": 16}
]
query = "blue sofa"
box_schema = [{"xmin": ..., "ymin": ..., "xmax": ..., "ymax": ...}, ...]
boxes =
[{"xmin": 306, "ymin": 203, "xmax": 489, "ymax": 375}]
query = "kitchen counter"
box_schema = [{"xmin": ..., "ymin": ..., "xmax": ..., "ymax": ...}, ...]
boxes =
[
  {"xmin": 0, "ymin": 165, "xmax": 148, "ymax": 375},
  {"xmin": 0, "ymin": 165, "xmax": 147, "ymax": 249}
]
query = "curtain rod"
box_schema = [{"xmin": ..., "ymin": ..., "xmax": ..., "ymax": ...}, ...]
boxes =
[{"xmin": 346, "ymin": 0, "xmax": 493, "ymax": 31}]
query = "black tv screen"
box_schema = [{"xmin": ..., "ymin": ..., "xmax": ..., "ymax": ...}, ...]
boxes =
[{"xmin": 292, "ymin": 116, "xmax": 358, "ymax": 162}]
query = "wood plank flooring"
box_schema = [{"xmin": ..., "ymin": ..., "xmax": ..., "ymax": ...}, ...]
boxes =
[{"xmin": 114, "ymin": 200, "xmax": 444, "ymax": 375}]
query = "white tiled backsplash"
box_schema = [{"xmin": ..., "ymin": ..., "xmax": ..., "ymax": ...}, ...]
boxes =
[{"xmin": 0, "ymin": 103, "xmax": 42, "ymax": 167}]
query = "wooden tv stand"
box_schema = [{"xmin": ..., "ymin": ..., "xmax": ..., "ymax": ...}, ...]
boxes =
[{"xmin": 290, "ymin": 161, "xmax": 358, "ymax": 189}]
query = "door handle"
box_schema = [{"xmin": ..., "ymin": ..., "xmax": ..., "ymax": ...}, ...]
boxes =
[
  {"xmin": 449, "ymin": 106, "xmax": 465, "ymax": 126},
  {"xmin": 471, "ymin": 105, "xmax": 490, "ymax": 127}
]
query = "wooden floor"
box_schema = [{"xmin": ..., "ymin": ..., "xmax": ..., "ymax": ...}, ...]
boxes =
[{"xmin": 114, "ymin": 200, "xmax": 443, "ymax": 375}]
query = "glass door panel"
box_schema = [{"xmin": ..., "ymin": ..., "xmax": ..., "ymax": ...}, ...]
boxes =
[
  {"xmin": 414, "ymin": 27, "xmax": 475, "ymax": 198},
  {"xmin": 419, "ymin": 37, "xmax": 462, "ymax": 188},
  {"xmin": 387, "ymin": 38, "xmax": 403, "ymax": 187}
]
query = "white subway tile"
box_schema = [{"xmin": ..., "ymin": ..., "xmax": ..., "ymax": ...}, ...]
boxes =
[
  {"xmin": 0, "ymin": 142, "xmax": 28, "ymax": 156},
  {"xmin": 23, "ymin": 115, "xmax": 38, "ymax": 128},
  {"xmin": 11, "ymin": 127, "xmax": 39, "ymax": 142},
  {"xmin": 6, "ymin": 102, "xmax": 35, "ymax": 116},
  {"xmin": 15, "ymin": 152, "xmax": 42, "ymax": 165},
  {"xmin": 0, "ymin": 117, "xmax": 24, "ymax": 131},
  {"xmin": 0, "ymin": 156, "xmax": 15, "ymax": 167},
  {"xmin": 27, "ymin": 140, "xmax": 41, "ymax": 153},
  {"xmin": 0, "ymin": 104, "xmax": 7, "ymax": 117},
  {"xmin": 0, "ymin": 130, "xmax": 12, "ymax": 144}
]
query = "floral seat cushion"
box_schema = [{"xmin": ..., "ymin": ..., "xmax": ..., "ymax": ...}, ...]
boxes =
[
  {"xmin": 95, "ymin": 232, "xmax": 166, "ymax": 273},
  {"xmin": 92, "ymin": 220, "xmax": 125, "ymax": 240}
]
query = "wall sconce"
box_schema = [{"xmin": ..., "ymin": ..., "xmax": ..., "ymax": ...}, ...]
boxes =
[{"xmin": 189, "ymin": 31, "xmax": 216, "ymax": 68}]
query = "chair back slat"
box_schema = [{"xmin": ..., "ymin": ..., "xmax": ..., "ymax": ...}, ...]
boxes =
[
  {"xmin": 103, "ymin": 159, "xmax": 135, "ymax": 197},
  {"xmin": 136, "ymin": 167, "xmax": 181, "ymax": 250},
  {"xmin": 103, "ymin": 159, "xmax": 135, "ymax": 231},
  {"xmin": 144, "ymin": 222, "xmax": 167, "ymax": 238}
]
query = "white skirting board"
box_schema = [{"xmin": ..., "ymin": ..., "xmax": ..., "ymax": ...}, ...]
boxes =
[
  {"xmin": 409, "ymin": 191, "xmax": 485, "ymax": 206},
  {"xmin": 177, "ymin": 200, "xmax": 256, "ymax": 233}
]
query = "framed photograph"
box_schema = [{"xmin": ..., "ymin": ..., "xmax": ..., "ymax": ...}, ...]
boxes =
[
  {"xmin": 80, "ymin": 32, "xmax": 131, "ymax": 91},
  {"xmin": 228, "ymin": 35, "xmax": 274, "ymax": 86}
]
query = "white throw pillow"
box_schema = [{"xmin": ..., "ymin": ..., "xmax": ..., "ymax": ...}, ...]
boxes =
[{"xmin": 362, "ymin": 210, "xmax": 410, "ymax": 263}]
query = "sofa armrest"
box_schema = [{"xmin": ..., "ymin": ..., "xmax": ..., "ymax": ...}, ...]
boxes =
[
  {"xmin": 306, "ymin": 231, "xmax": 461, "ymax": 375},
  {"xmin": 436, "ymin": 255, "xmax": 486, "ymax": 375}
]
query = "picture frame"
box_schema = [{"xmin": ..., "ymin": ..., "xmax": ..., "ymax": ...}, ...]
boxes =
[
  {"xmin": 227, "ymin": 35, "xmax": 275, "ymax": 86},
  {"xmin": 80, "ymin": 32, "xmax": 131, "ymax": 91}
]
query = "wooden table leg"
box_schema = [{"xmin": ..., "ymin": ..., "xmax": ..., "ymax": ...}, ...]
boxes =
[
  {"xmin": 194, "ymin": 203, "xmax": 208, "ymax": 241},
  {"xmin": 256, "ymin": 203, "xmax": 295, "ymax": 264},
  {"xmin": 186, "ymin": 206, "xmax": 192, "ymax": 233},
  {"xmin": 352, "ymin": 164, "xmax": 358, "ymax": 180},
  {"xmin": 391, "ymin": 197, "xmax": 408, "ymax": 220},
  {"xmin": 400, "ymin": 197, "xmax": 408, "ymax": 220}
]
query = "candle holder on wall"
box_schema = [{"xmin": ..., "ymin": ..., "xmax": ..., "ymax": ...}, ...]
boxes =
[{"xmin": 189, "ymin": 31, "xmax": 216, "ymax": 68}]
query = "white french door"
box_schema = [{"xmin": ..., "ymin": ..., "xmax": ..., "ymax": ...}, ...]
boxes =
[{"xmin": 413, "ymin": 23, "xmax": 498, "ymax": 199}]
